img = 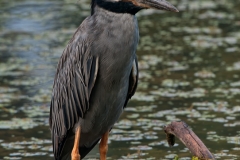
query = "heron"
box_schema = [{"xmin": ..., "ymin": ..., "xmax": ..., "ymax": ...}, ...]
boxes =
[{"xmin": 49, "ymin": 0, "xmax": 178, "ymax": 159}]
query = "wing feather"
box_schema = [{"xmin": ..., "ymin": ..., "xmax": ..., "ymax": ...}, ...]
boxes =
[
  {"xmin": 124, "ymin": 57, "xmax": 139, "ymax": 107},
  {"xmin": 49, "ymin": 35, "xmax": 99, "ymax": 158}
]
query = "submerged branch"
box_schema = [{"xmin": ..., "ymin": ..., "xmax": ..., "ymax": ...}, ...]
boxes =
[{"xmin": 164, "ymin": 121, "xmax": 215, "ymax": 160}]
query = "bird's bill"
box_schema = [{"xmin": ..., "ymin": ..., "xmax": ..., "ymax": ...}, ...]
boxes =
[
  {"xmin": 144, "ymin": 0, "xmax": 178, "ymax": 12},
  {"xmin": 133, "ymin": 0, "xmax": 179, "ymax": 12}
]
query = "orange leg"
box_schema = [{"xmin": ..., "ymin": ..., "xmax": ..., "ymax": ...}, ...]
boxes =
[
  {"xmin": 99, "ymin": 131, "xmax": 109, "ymax": 160},
  {"xmin": 71, "ymin": 127, "xmax": 81, "ymax": 160}
]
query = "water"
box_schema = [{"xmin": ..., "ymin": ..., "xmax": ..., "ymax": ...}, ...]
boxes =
[{"xmin": 0, "ymin": 0, "xmax": 240, "ymax": 159}]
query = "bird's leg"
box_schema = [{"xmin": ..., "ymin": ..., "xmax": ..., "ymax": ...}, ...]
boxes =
[
  {"xmin": 71, "ymin": 126, "xmax": 81, "ymax": 160},
  {"xmin": 99, "ymin": 131, "xmax": 109, "ymax": 160}
]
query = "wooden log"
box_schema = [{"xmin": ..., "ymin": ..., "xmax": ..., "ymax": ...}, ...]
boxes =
[{"xmin": 164, "ymin": 121, "xmax": 215, "ymax": 160}]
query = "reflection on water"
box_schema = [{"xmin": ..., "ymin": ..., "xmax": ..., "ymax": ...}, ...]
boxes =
[{"xmin": 0, "ymin": 0, "xmax": 240, "ymax": 159}]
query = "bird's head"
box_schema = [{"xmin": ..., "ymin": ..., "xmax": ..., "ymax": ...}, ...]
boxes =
[{"xmin": 92, "ymin": 0, "xmax": 178, "ymax": 14}]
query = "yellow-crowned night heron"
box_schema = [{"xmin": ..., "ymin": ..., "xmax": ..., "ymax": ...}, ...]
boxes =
[{"xmin": 49, "ymin": 0, "xmax": 178, "ymax": 159}]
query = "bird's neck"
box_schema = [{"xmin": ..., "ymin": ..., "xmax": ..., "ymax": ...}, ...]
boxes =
[{"xmin": 91, "ymin": 0, "xmax": 143, "ymax": 15}]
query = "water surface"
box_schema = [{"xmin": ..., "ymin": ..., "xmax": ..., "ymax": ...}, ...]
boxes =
[{"xmin": 0, "ymin": 0, "xmax": 240, "ymax": 159}]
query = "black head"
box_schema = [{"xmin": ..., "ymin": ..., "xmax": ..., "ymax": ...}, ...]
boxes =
[{"xmin": 91, "ymin": 0, "xmax": 178, "ymax": 15}]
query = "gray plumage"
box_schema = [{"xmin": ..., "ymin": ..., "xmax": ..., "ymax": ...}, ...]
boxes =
[
  {"xmin": 49, "ymin": 0, "xmax": 178, "ymax": 159},
  {"xmin": 50, "ymin": 5, "xmax": 139, "ymax": 159}
]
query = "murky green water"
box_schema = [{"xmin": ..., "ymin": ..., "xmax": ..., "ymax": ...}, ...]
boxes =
[{"xmin": 0, "ymin": 0, "xmax": 240, "ymax": 159}]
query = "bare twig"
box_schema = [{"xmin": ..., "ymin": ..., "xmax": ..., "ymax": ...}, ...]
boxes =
[{"xmin": 164, "ymin": 121, "xmax": 215, "ymax": 160}]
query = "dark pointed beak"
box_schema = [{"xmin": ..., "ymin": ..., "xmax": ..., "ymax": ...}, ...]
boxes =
[{"xmin": 142, "ymin": 0, "xmax": 178, "ymax": 12}]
